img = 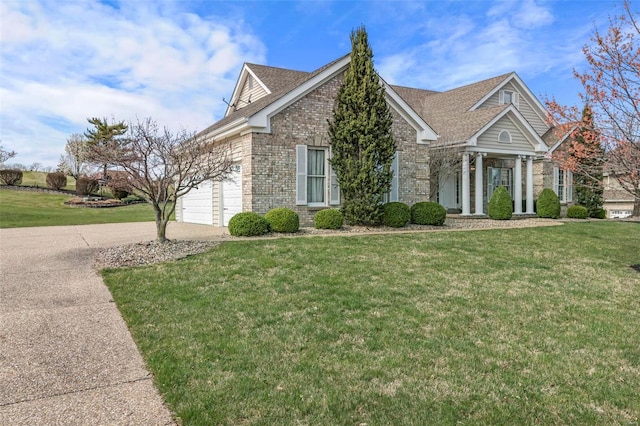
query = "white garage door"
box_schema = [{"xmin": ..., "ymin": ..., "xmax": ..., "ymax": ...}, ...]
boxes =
[
  {"xmin": 181, "ymin": 180, "xmax": 213, "ymax": 225},
  {"xmin": 222, "ymin": 165, "xmax": 242, "ymax": 226}
]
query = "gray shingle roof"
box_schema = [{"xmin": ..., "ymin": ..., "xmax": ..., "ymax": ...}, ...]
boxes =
[
  {"xmin": 392, "ymin": 73, "xmax": 513, "ymax": 144},
  {"xmin": 199, "ymin": 54, "xmax": 349, "ymax": 138}
]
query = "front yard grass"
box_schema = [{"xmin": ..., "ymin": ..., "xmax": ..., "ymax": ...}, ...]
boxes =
[
  {"xmin": 103, "ymin": 222, "xmax": 640, "ymax": 425},
  {"xmin": 0, "ymin": 188, "xmax": 157, "ymax": 227}
]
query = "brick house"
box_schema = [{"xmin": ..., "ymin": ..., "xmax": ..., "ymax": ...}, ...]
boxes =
[{"xmin": 176, "ymin": 54, "xmax": 571, "ymax": 226}]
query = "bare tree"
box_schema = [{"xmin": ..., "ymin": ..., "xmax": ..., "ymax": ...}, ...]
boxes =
[
  {"xmin": 0, "ymin": 144, "xmax": 17, "ymax": 166},
  {"xmin": 546, "ymin": 0, "xmax": 640, "ymax": 216},
  {"xmin": 59, "ymin": 134, "xmax": 91, "ymax": 179},
  {"xmin": 428, "ymin": 143, "xmax": 465, "ymax": 202},
  {"xmin": 114, "ymin": 117, "xmax": 232, "ymax": 242}
]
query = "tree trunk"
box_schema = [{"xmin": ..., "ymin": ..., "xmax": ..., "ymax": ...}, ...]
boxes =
[
  {"xmin": 154, "ymin": 207, "xmax": 168, "ymax": 242},
  {"xmin": 633, "ymin": 189, "xmax": 640, "ymax": 218}
]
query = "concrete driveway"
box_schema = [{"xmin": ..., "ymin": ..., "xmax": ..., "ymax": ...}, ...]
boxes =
[{"xmin": 0, "ymin": 222, "xmax": 227, "ymax": 425}]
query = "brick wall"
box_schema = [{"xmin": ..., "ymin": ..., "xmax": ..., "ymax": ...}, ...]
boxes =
[{"xmin": 246, "ymin": 72, "xmax": 424, "ymax": 226}]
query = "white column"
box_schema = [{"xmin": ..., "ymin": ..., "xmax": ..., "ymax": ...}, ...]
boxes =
[
  {"xmin": 475, "ymin": 153, "xmax": 484, "ymax": 215},
  {"xmin": 514, "ymin": 155, "xmax": 523, "ymax": 214},
  {"xmin": 526, "ymin": 156, "xmax": 534, "ymax": 214},
  {"xmin": 462, "ymin": 153, "xmax": 470, "ymax": 215}
]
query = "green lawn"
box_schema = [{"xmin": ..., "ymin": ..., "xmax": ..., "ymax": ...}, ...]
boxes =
[
  {"xmin": 0, "ymin": 188, "xmax": 157, "ymax": 227},
  {"xmin": 103, "ymin": 222, "xmax": 640, "ymax": 425}
]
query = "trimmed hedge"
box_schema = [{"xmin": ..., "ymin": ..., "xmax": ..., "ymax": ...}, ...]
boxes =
[
  {"xmin": 228, "ymin": 212, "xmax": 270, "ymax": 237},
  {"xmin": 567, "ymin": 205, "xmax": 589, "ymax": 219},
  {"xmin": 537, "ymin": 188, "xmax": 561, "ymax": 219},
  {"xmin": 46, "ymin": 172, "xmax": 67, "ymax": 190},
  {"xmin": 75, "ymin": 177, "xmax": 100, "ymax": 196},
  {"xmin": 382, "ymin": 202, "xmax": 410, "ymax": 228},
  {"xmin": 314, "ymin": 209, "xmax": 344, "ymax": 230},
  {"xmin": 488, "ymin": 186, "xmax": 513, "ymax": 220},
  {"xmin": 265, "ymin": 207, "xmax": 299, "ymax": 233},
  {"xmin": 591, "ymin": 208, "xmax": 607, "ymax": 219},
  {"xmin": 411, "ymin": 201, "xmax": 446, "ymax": 226},
  {"xmin": 0, "ymin": 169, "xmax": 23, "ymax": 185}
]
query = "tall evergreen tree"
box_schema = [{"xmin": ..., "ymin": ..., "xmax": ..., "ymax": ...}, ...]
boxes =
[
  {"xmin": 573, "ymin": 105, "xmax": 605, "ymax": 217},
  {"xmin": 328, "ymin": 26, "xmax": 396, "ymax": 225}
]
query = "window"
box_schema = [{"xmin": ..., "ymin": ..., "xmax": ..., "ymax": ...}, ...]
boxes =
[
  {"xmin": 307, "ymin": 148, "xmax": 326, "ymax": 204},
  {"xmin": 488, "ymin": 167, "xmax": 512, "ymax": 198},
  {"xmin": 499, "ymin": 89, "xmax": 520, "ymax": 109},
  {"xmin": 381, "ymin": 152, "xmax": 400, "ymax": 203},
  {"xmin": 498, "ymin": 130, "xmax": 512, "ymax": 143},
  {"xmin": 553, "ymin": 167, "xmax": 573, "ymax": 203},
  {"xmin": 296, "ymin": 145, "xmax": 340, "ymax": 206}
]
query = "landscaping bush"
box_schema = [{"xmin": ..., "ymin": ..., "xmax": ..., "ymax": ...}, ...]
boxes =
[
  {"xmin": 537, "ymin": 188, "xmax": 561, "ymax": 219},
  {"xmin": 123, "ymin": 194, "xmax": 144, "ymax": 204},
  {"xmin": 0, "ymin": 169, "xmax": 23, "ymax": 185},
  {"xmin": 46, "ymin": 172, "xmax": 67, "ymax": 190},
  {"xmin": 314, "ymin": 209, "xmax": 344, "ymax": 229},
  {"xmin": 382, "ymin": 202, "xmax": 410, "ymax": 228},
  {"xmin": 265, "ymin": 207, "xmax": 299, "ymax": 233},
  {"xmin": 488, "ymin": 186, "xmax": 513, "ymax": 220},
  {"xmin": 228, "ymin": 212, "xmax": 270, "ymax": 237},
  {"xmin": 592, "ymin": 208, "xmax": 607, "ymax": 219},
  {"xmin": 411, "ymin": 201, "xmax": 447, "ymax": 226},
  {"xmin": 75, "ymin": 177, "xmax": 99, "ymax": 196},
  {"xmin": 567, "ymin": 205, "xmax": 589, "ymax": 219}
]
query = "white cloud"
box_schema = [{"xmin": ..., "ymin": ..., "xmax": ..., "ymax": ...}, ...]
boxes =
[{"xmin": 0, "ymin": 0, "xmax": 266, "ymax": 167}]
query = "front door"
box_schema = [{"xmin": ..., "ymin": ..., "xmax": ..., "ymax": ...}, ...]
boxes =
[
  {"xmin": 438, "ymin": 172, "xmax": 461, "ymax": 210},
  {"xmin": 487, "ymin": 167, "xmax": 512, "ymax": 199}
]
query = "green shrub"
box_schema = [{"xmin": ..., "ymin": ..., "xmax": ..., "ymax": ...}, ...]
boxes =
[
  {"xmin": 123, "ymin": 194, "xmax": 144, "ymax": 204},
  {"xmin": 411, "ymin": 201, "xmax": 447, "ymax": 226},
  {"xmin": 46, "ymin": 172, "xmax": 67, "ymax": 190},
  {"xmin": 265, "ymin": 207, "xmax": 299, "ymax": 233},
  {"xmin": 0, "ymin": 169, "xmax": 23, "ymax": 185},
  {"xmin": 382, "ymin": 202, "xmax": 410, "ymax": 228},
  {"xmin": 314, "ymin": 209, "xmax": 344, "ymax": 230},
  {"xmin": 567, "ymin": 205, "xmax": 589, "ymax": 219},
  {"xmin": 228, "ymin": 212, "xmax": 270, "ymax": 237},
  {"xmin": 488, "ymin": 186, "xmax": 513, "ymax": 220},
  {"xmin": 537, "ymin": 188, "xmax": 561, "ymax": 219},
  {"xmin": 591, "ymin": 208, "xmax": 607, "ymax": 219},
  {"xmin": 75, "ymin": 177, "xmax": 99, "ymax": 196},
  {"xmin": 110, "ymin": 187, "xmax": 130, "ymax": 200}
]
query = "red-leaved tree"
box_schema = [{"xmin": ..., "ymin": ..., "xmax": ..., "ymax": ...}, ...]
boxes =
[{"xmin": 546, "ymin": 0, "xmax": 640, "ymax": 217}]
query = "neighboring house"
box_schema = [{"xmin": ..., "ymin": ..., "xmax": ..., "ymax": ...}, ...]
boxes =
[
  {"xmin": 603, "ymin": 172, "xmax": 634, "ymax": 218},
  {"xmin": 177, "ymin": 54, "xmax": 568, "ymax": 226}
]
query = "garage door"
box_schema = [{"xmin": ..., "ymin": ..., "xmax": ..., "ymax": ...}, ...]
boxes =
[
  {"xmin": 222, "ymin": 165, "xmax": 242, "ymax": 226},
  {"xmin": 181, "ymin": 180, "xmax": 213, "ymax": 225}
]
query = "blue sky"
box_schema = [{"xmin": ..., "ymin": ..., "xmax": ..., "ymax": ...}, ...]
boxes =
[{"xmin": 0, "ymin": 0, "xmax": 623, "ymax": 168}]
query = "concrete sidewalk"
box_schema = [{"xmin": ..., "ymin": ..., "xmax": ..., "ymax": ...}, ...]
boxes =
[{"xmin": 0, "ymin": 222, "xmax": 227, "ymax": 425}]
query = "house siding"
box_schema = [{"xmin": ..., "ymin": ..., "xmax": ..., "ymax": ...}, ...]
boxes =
[
  {"xmin": 480, "ymin": 82, "xmax": 548, "ymax": 135},
  {"xmin": 477, "ymin": 116, "xmax": 534, "ymax": 152},
  {"xmin": 237, "ymin": 74, "xmax": 268, "ymax": 110},
  {"xmin": 246, "ymin": 72, "xmax": 426, "ymax": 226}
]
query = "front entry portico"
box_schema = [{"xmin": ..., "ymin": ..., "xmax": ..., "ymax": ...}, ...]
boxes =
[{"xmin": 459, "ymin": 152, "xmax": 536, "ymax": 216}]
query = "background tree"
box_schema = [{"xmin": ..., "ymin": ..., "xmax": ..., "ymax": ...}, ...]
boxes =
[
  {"xmin": 0, "ymin": 144, "xmax": 17, "ymax": 166},
  {"xmin": 328, "ymin": 26, "xmax": 396, "ymax": 225},
  {"xmin": 572, "ymin": 106, "xmax": 605, "ymax": 216},
  {"xmin": 428, "ymin": 144, "xmax": 464, "ymax": 203},
  {"xmin": 546, "ymin": 0, "xmax": 640, "ymax": 216},
  {"xmin": 58, "ymin": 133, "xmax": 90, "ymax": 179},
  {"xmin": 113, "ymin": 117, "xmax": 232, "ymax": 242},
  {"xmin": 84, "ymin": 117, "xmax": 128, "ymax": 181}
]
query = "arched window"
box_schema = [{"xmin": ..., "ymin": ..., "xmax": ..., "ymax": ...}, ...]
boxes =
[{"xmin": 498, "ymin": 130, "xmax": 512, "ymax": 143}]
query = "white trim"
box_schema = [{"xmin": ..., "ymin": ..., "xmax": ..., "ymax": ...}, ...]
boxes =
[
  {"xmin": 498, "ymin": 129, "xmax": 512, "ymax": 143},
  {"xmin": 224, "ymin": 64, "xmax": 272, "ymax": 117},
  {"xmin": 547, "ymin": 126, "xmax": 576, "ymax": 154},
  {"xmin": 468, "ymin": 105, "xmax": 549, "ymax": 153},
  {"xmin": 470, "ymin": 73, "xmax": 548, "ymax": 125},
  {"xmin": 382, "ymin": 80, "xmax": 439, "ymax": 144},
  {"xmin": 248, "ymin": 56, "xmax": 351, "ymax": 132},
  {"xmin": 390, "ymin": 151, "xmax": 399, "ymax": 202}
]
